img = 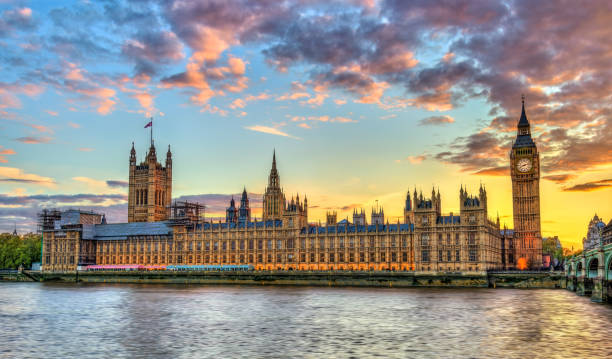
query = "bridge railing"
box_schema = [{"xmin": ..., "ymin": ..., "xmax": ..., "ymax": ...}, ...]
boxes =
[{"xmin": 0, "ymin": 269, "xmax": 20, "ymax": 275}]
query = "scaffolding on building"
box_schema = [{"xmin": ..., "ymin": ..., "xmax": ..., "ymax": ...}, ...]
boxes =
[
  {"xmin": 37, "ymin": 209, "xmax": 61, "ymax": 233},
  {"xmin": 169, "ymin": 201, "xmax": 206, "ymax": 225}
]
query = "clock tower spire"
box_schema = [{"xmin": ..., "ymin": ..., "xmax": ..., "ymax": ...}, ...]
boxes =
[{"xmin": 510, "ymin": 95, "xmax": 542, "ymax": 269}]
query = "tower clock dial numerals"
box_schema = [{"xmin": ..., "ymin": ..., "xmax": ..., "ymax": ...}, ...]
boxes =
[{"xmin": 516, "ymin": 158, "xmax": 532, "ymax": 172}]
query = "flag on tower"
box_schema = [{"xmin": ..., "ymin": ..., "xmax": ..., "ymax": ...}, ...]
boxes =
[{"xmin": 144, "ymin": 120, "xmax": 152, "ymax": 128}]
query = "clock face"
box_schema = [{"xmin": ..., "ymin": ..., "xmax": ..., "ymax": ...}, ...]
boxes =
[{"xmin": 517, "ymin": 158, "xmax": 532, "ymax": 172}]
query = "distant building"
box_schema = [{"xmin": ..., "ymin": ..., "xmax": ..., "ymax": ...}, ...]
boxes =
[{"xmin": 582, "ymin": 214, "xmax": 606, "ymax": 251}]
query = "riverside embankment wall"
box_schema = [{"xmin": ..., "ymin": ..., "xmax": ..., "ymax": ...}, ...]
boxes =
[{"xmin": 28, "ymin": 270, "xmax": 567, "ymax": 289}]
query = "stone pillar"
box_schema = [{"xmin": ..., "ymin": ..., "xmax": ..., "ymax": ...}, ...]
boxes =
[
  {"xmin": 591, "ymin": 251, "xmax": 605, "ymax": 303},
  {"xmin": 576, "ymin": 257, "xmax": 586, "ymax": 296}
]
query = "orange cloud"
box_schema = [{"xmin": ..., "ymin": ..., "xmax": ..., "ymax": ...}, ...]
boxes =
[
  {"xmin": 543, "ymin": 174, "xmax": 577, "ymax": 183},
  {"xmin": 15, "ymin": 136, "xmax": 52, "ymax": 144},
  {"xmin": 228, "ymin": 57, "xmax": 246, "ymax": 75},
  {"xmin": 473, "ymin": 166, "xmax": 509, "ymax": 176},
  {"xmin": 189, "ymin": 27, "xmax": 233, "ymax": 63},
  {"xmin": 230, "ymin": 98, "xmax": 246, "ymax": 109},
  {"xmin": 0, "ymin": 147, "xmax": 16, "ymax": 163},
  {"xmin": 407, "ymin": 155, "xmax": 427, "ymax": 164}
]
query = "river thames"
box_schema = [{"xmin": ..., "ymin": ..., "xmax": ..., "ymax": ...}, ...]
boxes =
[{"xmin": 0, "ymin": 283, "xmax": 610, "ymax": 358}]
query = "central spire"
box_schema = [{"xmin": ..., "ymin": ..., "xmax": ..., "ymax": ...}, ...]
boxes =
[
  {"xmin": 268, "ymin": 149, "xmax": 279, "ymax": 188},
  {"xmin": 518, "ymin": 94, "xmax": 530, "ymax": 128},
  {"xmin": 272, "ymin": 149, "xmax": 277, "ymax": 171}
]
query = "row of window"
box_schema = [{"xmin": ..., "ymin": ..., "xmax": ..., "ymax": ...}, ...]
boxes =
[
  {"xmin": 99, "ymin": 251, "xmax": 413, "ymax": 265},
  {"xmin": 420, "ymin": 232, "xmax": 478, "ymax": 246},
  {"xmin": 421, "ymin": 249, "xmax": 478, "ymax": 263},
  {"xmin": 96, "ymin": 237, "xmax": 415, "ymax": 253},
  {"xmin": 44, "ymin": 255, "xmax": 75, "ymax": 265}
]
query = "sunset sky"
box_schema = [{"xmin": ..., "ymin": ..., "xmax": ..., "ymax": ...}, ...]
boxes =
[{"xmin": 1, "ymin": 0, "xmax": 610, "ymax": 249}]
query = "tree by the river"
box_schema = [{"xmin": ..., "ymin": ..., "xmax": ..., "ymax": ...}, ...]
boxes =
[{"xmin": 0, "ymin": 233, "xmax": 42, "ymax": 269}]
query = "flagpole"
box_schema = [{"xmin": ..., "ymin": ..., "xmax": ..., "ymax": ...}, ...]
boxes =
[{"xmin": 150, "ymin": 117, "xmax": 153, "ymax": 146}]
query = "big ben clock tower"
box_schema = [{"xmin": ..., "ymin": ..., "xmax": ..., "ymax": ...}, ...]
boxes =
[{"xmin": 510, "ymin": 95, "xmax": 542, "ymax": 269}]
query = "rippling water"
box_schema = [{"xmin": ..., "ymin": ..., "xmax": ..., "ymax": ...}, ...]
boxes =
[{"xmin": 0, "ymin": 283, "xmax": 610, "ymax": 358}]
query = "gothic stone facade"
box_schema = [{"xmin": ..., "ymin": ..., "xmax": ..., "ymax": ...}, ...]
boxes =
[{"xmin": 42, "ymin": 153, "xmax": 503, "ymax": 272}]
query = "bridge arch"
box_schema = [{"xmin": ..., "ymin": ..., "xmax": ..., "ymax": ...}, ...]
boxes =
[
  {"xmin": 587, "ymin": 257, "xmax": 599, "ymax": 278},
  {"xmin": 606, "ymin": 255, "xmax": 612, "ymax": 281}
]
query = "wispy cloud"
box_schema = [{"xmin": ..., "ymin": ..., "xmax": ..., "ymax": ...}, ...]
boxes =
[
  {"xmin": 244, "ymin": 125, "xmax": 300, "ymax": 139},
  {"xmin": 543, "ymin": 174, "xmax": 577, "ymax": 184},
  {"xmin": 418, "ymin": 115, "xmax": 455, "ymax": 126},
  {"xmin": 106, "ymin": 180, "xmax": 128, "ymax": 188},
  {"xmin": 473, "ymin": 166, "xmax": 509, "ymax": 176},
  {"xmin": 15, "ymin": 136, "xmax": 52, "ymax": 144},
  {"xmin": 0, "ymin": 147, "xmax": 16, "ymax": 163},
  {"xmin": 563, "ymin": 179, "xmax": 612, "ymax": 192},
  {"xmin": 407, "ymin": 155, "xmax": 427, "ymax": 164},
  {"xmin": 291, "ymin": 116, "xmax": 357, "ymax": 124}
]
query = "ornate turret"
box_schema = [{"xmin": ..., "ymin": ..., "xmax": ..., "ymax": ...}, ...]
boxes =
[
  {"xmin": 405, "ymin": 191, "xmax": 412, "ymax": 211},
  {"xmin": 404, "ymin": 188, "xmax": 415, "ymax": 225},
  {"xmin": 479, "ymin": 183, "xmax": 488, "ymax": 212},
  {"xmin": 166, "ymin": 144, "xmax": 172, "ymax": 167},
  {"xmin": 226, "ymin": 196, "xmax": 238, "ymax": 223},
  {"xmin": 238, "ymin": 187, "xmax": 251, "ymax": 225},
  {"xmin": 326, "ymin": 211, "xmax": 337, "ymax": 226},
  {"xmin": 371, "ymin": 203, "xmax": 384, "ymax": 225},
  {"xmin": 130, "ymin": 142, "xmax": 136, "ymax": 166},
  {"xmin": 283, "ymin": 192, "xmax": 307, "ymax": 228},
  {"xmin": 146, "ymin": 145, "xmax": 156, "ymax": 164},
  {"xmin": 353, "ymin": 208, "xmax": 366, "ymax": 225}
]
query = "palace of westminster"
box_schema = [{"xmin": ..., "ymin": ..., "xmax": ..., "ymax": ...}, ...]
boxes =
[{"xmin": 41, "ymin": 99, "xmax": 543, "ymax": 272}]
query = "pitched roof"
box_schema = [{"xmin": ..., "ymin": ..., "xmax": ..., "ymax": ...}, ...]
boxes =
[{"xmin": 92, "ymin": 221, "xmax": 172, "ymax": 241}]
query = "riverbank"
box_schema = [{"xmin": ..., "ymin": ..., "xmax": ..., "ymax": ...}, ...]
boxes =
[{"xmin": 5, "ymin": 270, "xmax": 568, "ymax": 289}]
